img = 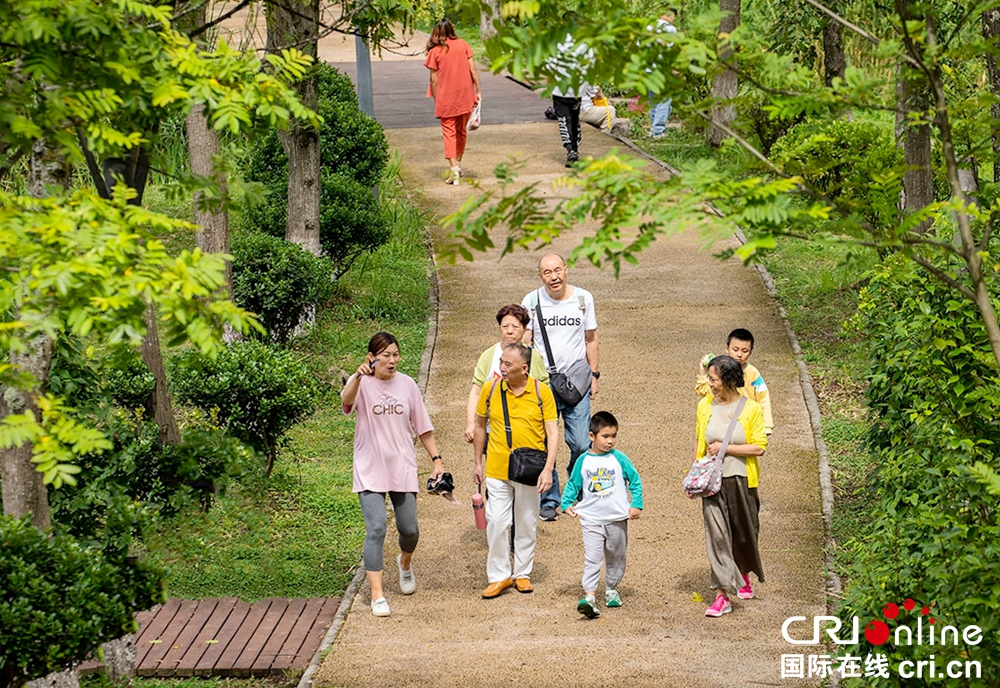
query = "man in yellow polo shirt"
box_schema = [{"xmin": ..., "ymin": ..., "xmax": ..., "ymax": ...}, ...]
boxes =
[{"xmin": 473, "ymin": 343, "xmax": 558, "ymax": 599}]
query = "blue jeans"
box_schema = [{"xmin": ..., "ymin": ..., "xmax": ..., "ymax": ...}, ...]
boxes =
[
  {"xmin": 650, "ymin": 97, "xmax": 672, "ymax": 136},
  {"xmin": 540, "ymin": 392, "xmax": 591, "ymax": 511}
]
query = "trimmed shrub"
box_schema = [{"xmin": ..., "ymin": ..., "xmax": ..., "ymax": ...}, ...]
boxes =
[
  {"xmin": 0, "ymin": 517, "xmax": 164, "ymax": 688},
  {"xmin": 230, "ymin": 230, "xmax": 336, "ymax": 344},
  {"xmin": 170, "ymin": 341, "xmax": 319, "ymax": 475},
  {"xmin": 50, "ymin": 409, "xmax": 254, "ymax": 537},
  {"xmin": 241, "ymin": 63, "xmax": 391, "ymax": 273},
  {"xmin": 770, "ymin": 118, "xmax": 902, "ymax": 229},
  {"xmin": 316, "ymin": 66, "xmax": 389, "ymax": 189}
]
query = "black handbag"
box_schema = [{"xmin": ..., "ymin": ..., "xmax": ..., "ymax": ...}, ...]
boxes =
[{"xmin": 499, "ymin": 381, "xmax": 549, "ymax": 486}]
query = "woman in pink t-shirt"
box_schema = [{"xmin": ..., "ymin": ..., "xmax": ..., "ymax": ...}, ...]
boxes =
[
  {"xmin": 424, "ymin": 19, "xmax": 481, "ymax": 185},
  {"xmin": 341, "ymin": 332, "xmax": 445, "ymax": 617}
]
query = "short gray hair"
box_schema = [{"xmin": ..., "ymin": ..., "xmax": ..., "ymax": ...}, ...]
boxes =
[{"xmin": 503, "ymin": 342, "xmax": 532, "ymax": 365}]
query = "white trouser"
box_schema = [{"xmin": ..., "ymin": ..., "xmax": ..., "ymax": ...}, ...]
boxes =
[
  {"xmin": 580, "ymin": 104, "xmax": 616, "ymax": 131},
  {"xmin": 485, "ymin": 477, "xmax": 540, "ymax": 582}
]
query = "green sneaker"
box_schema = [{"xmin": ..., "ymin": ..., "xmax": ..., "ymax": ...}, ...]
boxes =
[
  {"xmin": 577, "ymin": 596, "xmax": 600, "ymax": 619},
  {"xmin": 605, "ymin": 589, "xmax": 622, "ymax": 607}
]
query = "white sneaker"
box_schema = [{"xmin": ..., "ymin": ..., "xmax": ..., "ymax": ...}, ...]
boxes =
[
  {"xmin": 371, "ymin": 597, "xmax": 391, "ymax": 617},
  {"xmin": 397, "ymin": 553, "xmax": 416, "ymax": 595}
]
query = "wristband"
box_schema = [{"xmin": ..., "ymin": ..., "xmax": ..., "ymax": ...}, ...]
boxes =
[{"xmin": 431, "ymin": 455, "xmax": 443, "ymax": 462}]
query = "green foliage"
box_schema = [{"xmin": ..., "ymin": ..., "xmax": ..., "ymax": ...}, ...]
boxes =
[
  {"xmin": 0, "ymin": 0, "xmax": 317, "ymax": 164},
  {"xmin": 171, "ymin": 341, "xmax": 319, "ymax": 474},
  {"xmin": 0, "ymin": 517, "xmax": 164, "ymax": 688},
  {"xmin": 241, "ymin": 64, "xmax": 391, "ymax": 272},
  {"xmin": 735, "ymin": 85, "xmax": 804, "ymax": 157},
  {"xmin": 836, "ymin": 257, "xmax": 1000, "ymax": 685},
  {"xmin": 770, "ymin": 118, "xmax": 902, "ymax": 229},
  {"xmin": 50, "ymin": 409, "xmax": 254, "ymax": 530},
  {"xmin": 44, "ymin": 341, "xmax": 254, "ymax": 545},
  {"xmin": 230, "ymin": 231, "xmax": 337, "ymax": 344},
  {"xmin": 316, "ymin": 67, "xmax": 389, "ymax": 189},
  {"xmin": 0, "ymin": 189, "xmax": 260, "ymax": 485}
]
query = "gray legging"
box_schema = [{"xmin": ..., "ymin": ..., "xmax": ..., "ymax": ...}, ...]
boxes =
[{"xmin": 358, "ymin": 491, "xmax": 419, "ymax": 572}]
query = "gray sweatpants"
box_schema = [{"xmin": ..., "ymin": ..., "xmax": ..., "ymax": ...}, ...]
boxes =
[
  {"xmin": 580, "ymin": 520, "xmax": 628, "ymax": 593},
  {"xmin": 358, "ymin": 491, "xmax": 419, "ymax": 572}
]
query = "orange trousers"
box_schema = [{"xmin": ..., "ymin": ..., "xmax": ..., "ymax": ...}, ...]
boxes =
[{"xmin": 440, "ymin": 112, "xmax": 471, "ymax": 160}]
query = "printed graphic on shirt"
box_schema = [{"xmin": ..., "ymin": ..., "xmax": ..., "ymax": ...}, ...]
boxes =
[
  {"xmin": 586, "ymin": 466, "xmax": 617, "ymax": 496},
  {"xmin": 372, "ymin": 392, "xmax": 404, "ymax": 416},
  {"xmin": 751, "ymin": 375, "xmax": 768, "ymax": 391}
]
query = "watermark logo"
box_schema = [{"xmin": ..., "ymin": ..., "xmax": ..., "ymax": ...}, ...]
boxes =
[{"xmin": 780, "ymin": 597, "xmax": 983, "ymax": 681}]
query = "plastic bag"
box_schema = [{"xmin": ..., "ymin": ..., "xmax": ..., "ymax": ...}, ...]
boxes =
[{"xmin": 467, "ymin": 100, "xmax": 481, "ymax": 131}]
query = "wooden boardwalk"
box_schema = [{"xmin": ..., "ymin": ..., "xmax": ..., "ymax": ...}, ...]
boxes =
[{"xmin": 83, "ymin": 597, "xmax": 341, "ymax": 678}]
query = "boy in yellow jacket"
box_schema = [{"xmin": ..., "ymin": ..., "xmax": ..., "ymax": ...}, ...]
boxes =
[{"xmin": 696, "ymin": 328, "xmax": 772, "ymax": 489}]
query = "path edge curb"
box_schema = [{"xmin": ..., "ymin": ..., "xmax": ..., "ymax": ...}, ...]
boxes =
[
  {"xmin": 612, "ymin": 131, "xmax": 843, "ymax": 642},
  {"xmin": 296, "ymin": 198, "xmax": 442, "ymax": 688}
]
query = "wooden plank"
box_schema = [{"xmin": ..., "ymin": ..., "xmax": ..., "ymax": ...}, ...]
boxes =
[
  {"xmin": 294, "ymin": 598, "xmax": 341, "ymax": 664},
  {"xmin": 251, "ymin": 598, "xmax": 307, "ymax": 676},
  {"xmin": 158, "ymin": 598, "xmax": 219, "ymax": 676},
  {"xmin": 194, "ymin": 599, "xmax": 252, "ymax": 676},
  {"xmin": 135, "ymin": 608, "xmax": 157, "ymax": 633},
  {"xmin": 134, "ymin": 598, "xmax": 183, "ymax": 670},
  {"xmin": 213, "ymin": 599, "xmax": 274, "ymax": 677},
  {"xmin": 270, "ymin": 598, "xmax": 327, "ymax": 671},
  {"xmin": 230, "ymin": 599, "xmax": 287, "ymax": 677},
  {"xmin": 138, "ymin": 600, "xmax": 199, "ymax": 677},
  {"xmin": 76, "ymin": 660, "xmax": 105, "ymax": 676},
  {"xmin": 174, "ymin": 597, "xmax": 239, "ymax": 677}
]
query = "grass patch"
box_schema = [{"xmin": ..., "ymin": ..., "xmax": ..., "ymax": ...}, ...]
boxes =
[{"xmin": 144, "ymin": 161, "xmax": 432, "ymax": 601}]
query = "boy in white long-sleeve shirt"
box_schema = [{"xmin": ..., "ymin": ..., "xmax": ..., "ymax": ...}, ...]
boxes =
[{"xmin": 561, "ymin": 411, "xmax": 643, "ymax": 618}]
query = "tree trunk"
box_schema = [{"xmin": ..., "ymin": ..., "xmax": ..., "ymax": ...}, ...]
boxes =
[
  {"xmin": 707, "ymin": 0, "xmax": 741, "ymax": 148},
  {"xmin": 822, "ymin": 17, "xmax": 845, "ymax": 86},
  {"xmin": 0, "ymin": 337, "xmax": 53, "ymax": 530},
  {"xmin": 28, "ymin": 139, "xmax": 71, "ymax": 197},
  {"xmin": 895, "ymin": 69, "xmax": 933, "ymax": 233},
  {"xmin": 1, "ymin": 140, "xmax": 71, "ymax": 527},
  {"xmin": 984, "ymin": 7, "xmax": 1000, "ymax": 183},
  {"xmin": 266, "ymin": 0, "xmax": 322, "ymax": 256},
  {"xmin": 140, "ymin": 302, "xmax": 181, "ymax": 446},
  {"xmin": 186, "ymin": 105, "xmax": 232, "ymax": 295},
  {"xmin": 480, "ymin": 0, "xmax": 500, "ymax": 39}
]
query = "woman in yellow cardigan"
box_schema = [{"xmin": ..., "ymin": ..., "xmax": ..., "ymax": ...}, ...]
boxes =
[{"xmin": 693, "ymin": 355, "xmax": 768, "ymax": 617}]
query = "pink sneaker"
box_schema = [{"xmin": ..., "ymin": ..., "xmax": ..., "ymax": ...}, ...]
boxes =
[
  {"xmin": 705, "ymin": 594, "xmax": 732, "ymax": 617},
  {"xmin": 738, "ymin": 574, "xmax": 754, "ymax": 600}
]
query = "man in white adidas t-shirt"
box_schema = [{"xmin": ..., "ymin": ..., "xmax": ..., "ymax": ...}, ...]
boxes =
[{"xmin": 521, "ymin": 253, "xmax": 600, "ymax": 521}]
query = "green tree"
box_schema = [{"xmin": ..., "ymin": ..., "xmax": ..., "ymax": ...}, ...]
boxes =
[
  {"xmin": 0, "ymin": 0, "xmax": 318, "ymax": 525},
  {"xmin": 447, "ymin": 0, "xmax": 1000, "ymax": 369}
]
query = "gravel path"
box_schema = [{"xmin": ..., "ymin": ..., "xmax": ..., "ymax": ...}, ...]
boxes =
[{"xmin": 311, "ymin": 116, "xmax": 826, "ymax": 687}]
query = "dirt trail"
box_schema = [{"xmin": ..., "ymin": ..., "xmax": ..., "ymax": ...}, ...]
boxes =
[{"xmin": 312, "ymin": 116, "xmax": 826, "ymax": 688}]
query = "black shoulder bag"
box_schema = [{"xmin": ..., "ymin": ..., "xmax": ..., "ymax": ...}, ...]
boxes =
[
  {"xmin": 533, "ymin": 289, "xmax": 593, "ymax": 407},
  {"xmin": 500, "ymin": 380, "xmax": 549, "ymax": 486}
]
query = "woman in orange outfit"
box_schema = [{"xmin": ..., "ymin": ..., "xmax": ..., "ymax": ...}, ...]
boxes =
[{"xmin": 424, "ymin": 19, "xmax": 481, "ymax": 185}]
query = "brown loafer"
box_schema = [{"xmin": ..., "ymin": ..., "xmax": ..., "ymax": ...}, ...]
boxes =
[
  {"xmin": 513, "ymin": 578, "xmax": 534, "ymax": 593},
  {"xmin": 481, "ymin": 578, "xmax": 513, "ymax": 598}
]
